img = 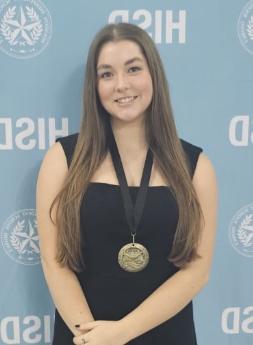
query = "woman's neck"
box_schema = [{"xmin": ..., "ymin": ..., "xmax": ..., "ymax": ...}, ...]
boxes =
[{"xmin": 110, "ymin": 117, "xmax": 148, "ymax": 160}]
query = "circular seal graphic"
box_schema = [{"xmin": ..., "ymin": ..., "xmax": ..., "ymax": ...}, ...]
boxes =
[
  {"xmin": 237, "ymin": 0, "xmax": 253, "ymax": 55},
  {"xmin": 229, "ymin": 203, "xmax": 253, "ymax": 257},
  {"xmin": 1, "ymin": 209, "xmax": 40, "ymax": 265},
  {"xmin": 0, "ymin": 0, "xmax": 52, "ymax": 59}
]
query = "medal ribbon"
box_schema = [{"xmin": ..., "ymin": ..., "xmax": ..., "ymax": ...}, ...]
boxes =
[{"xmin": 108, "ymin": 123, "xmax": 153, "ymax": 237}]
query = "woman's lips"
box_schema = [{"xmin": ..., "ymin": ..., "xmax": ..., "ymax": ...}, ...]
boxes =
[{"xmin": 115, "ymin": 95, "xmax": 138, "ymax": 104}]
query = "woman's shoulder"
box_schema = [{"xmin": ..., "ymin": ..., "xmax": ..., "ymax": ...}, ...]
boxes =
[
  {"xmin": 55, "ymin": 132, "xmax": 79, "ymax": 147},
  {"xmin": 55, "ymin": 132, "xmax": 79, "ymax": 168},
  {"xmin": 179, "ymin": 137, "xmax": 204, "ymax": 179},
  {"xmin": 179, "ymin": 137, "xmax": 203, "ymax": 155},
  {"xmin": 179, "ymin": 137, "xmax": 216, "ymax": 183}
]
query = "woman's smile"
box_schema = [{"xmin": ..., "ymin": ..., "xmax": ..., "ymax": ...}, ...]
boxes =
[{"xmin": 114, "ymin": 95, "xmax": 139, "ymax": 105}]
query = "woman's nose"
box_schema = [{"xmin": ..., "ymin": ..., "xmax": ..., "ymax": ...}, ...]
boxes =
[{"xmin": 114, "ymin": 73, "xmax": 129, "ymax": 92}]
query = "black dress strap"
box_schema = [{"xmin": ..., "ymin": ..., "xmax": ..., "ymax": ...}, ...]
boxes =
[
  {"xmin": 180, "ymin": 138, "xmax": 203, "ymax": 179},
  {"xmin": 55, "ymin": 133, "xmax": 78, "ymax": 168}
]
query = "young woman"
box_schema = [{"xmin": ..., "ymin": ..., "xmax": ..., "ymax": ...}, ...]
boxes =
[{"xmin": 36, "ymin": 22, "xmax": 218, "ymax": 345}]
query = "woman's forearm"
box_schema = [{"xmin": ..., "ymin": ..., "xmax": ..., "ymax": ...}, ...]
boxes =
[
  {"xmin": 118, "ymin": 267, "xmax": 208, "ymax": 343},
  {"xmin": 41, "ymin": 260, "xmax": 94, "ymax": 336}
]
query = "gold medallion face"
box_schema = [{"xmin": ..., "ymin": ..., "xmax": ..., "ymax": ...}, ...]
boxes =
[{"xmin": 118, "ymin": 242, "xmax": 149, "ymax": 272}]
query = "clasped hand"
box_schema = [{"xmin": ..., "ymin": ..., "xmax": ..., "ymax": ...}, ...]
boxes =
[{"xmin": 73, "ymin": 320, "xmax": 128, "ymax": 345}]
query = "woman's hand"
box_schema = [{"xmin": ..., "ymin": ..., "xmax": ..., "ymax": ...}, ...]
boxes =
[{"xmin": 72, "ymin": 320, "xmax": 128, "ymax": 345}]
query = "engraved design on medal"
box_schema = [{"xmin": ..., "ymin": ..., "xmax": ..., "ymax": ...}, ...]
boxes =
[{"xmin": 118, "ymin": 242, "xmax": 149, "ymax": 272}]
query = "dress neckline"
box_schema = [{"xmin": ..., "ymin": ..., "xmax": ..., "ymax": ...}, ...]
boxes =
[{"xmin": 88, "ymin": 182, "xmax": 170, "ymax": 189}]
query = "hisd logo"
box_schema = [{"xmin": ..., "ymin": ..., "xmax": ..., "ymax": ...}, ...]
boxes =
[
  {"xmin": 1, "ymin": 209, "xmax": 41, "ymax": 265},
  {"xmin": 0, "ymin": 0, "xmax": 52, "ymax": 59}
]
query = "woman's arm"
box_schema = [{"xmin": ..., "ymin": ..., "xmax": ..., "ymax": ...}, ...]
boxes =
[
  {"xmin": 36, "ymin": 142, "xmax": 94, "ymax": 337},
  {"xmin": 117, "ymin": 153, "xmax": 218, "ymax": 343}
]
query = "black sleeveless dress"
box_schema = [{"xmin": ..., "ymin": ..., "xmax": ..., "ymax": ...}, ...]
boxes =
[{"xmin": 52, "ymin": 132, "xmax": 203, "ymax": 345}]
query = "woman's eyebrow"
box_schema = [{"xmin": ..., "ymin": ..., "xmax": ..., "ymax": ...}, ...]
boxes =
[
  {"xmin": 125, "ymin": 57, "xmax": 143, "ymax": 65},
  {"xmin": 97, "ymin": 57, "xmax": 143, "ymax": 71}
]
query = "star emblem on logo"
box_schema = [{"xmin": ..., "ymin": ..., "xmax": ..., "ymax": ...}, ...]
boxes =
[
  {"xmin": 12, "ymin": 219, "xmax": 39, "ymax": 255},
  {"xmin": 1, "ymin": 6, "xmax": 42, "ymax": 46}
]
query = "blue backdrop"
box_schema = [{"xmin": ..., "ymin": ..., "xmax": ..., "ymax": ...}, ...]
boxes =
[{"xmin": 1, "ymin": 0, "xmax": 252, "ymax": 344}]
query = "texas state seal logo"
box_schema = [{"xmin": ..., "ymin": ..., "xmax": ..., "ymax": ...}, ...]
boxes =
[
  {"xmin": 237, "ymin": 0, "xmax": 253, "ymax": 55},
  {"xmin": 0, "ymin": 0, "xmax": 52, "ymax": 59},
  {"xmin": 229, "ymin": 203, "xmax": 253, "ymax": 258},
  {"xmin": 1, "ymin": 209, "xmax": 40, "ymax": 265}
]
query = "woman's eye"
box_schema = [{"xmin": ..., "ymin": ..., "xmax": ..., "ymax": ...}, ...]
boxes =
[
  {"xmin": 99, "ymin": 72, "xmax": 112, "ymax": 79},
  {"xmin": 129, "ymin": 66, "xmax": 141, "ymax": 73}
]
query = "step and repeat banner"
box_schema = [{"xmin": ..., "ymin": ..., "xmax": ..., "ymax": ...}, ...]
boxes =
[{"xmin": 0, "ymin": 1, "xmax": 252, "ymax": 344}]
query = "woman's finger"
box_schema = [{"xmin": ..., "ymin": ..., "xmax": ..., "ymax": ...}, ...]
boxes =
[{"xmin": 73, "ymin": 333, "xmax": 88, "ymax": 345}]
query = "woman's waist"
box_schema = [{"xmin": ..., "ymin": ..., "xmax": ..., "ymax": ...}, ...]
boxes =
[{"xmin": 75, "ymin": 260, "xmax": 179, "ymax": 284}]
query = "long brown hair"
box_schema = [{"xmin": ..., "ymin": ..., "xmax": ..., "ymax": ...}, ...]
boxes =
[{"xmin": 49, "ymin": 22, "xmax": 204, "ymax": 272}]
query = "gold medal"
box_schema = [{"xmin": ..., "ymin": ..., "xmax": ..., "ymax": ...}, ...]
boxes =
[{"xmin": 118, "ymin": 233, "xmax": 149, "ymax": 272}]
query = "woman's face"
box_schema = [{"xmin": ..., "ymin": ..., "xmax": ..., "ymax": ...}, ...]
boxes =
[{"xmin": 96, "ymin": 40, "xmax": 153, "ymax": 125}]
